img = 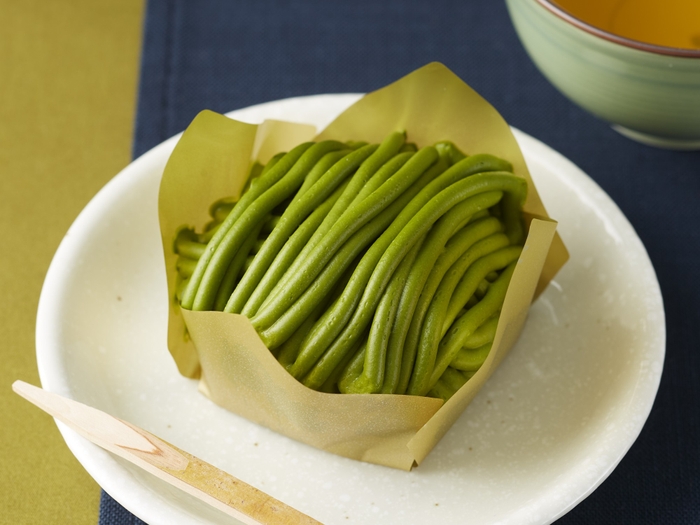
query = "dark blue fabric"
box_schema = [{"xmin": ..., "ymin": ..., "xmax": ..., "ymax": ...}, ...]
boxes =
[
  {"xmin": 99, "ymin": 491, "xmax": 147, "ymax": 525},
  {"xmin": 102, "ymin": 0, "xmax": 700, "ymax": 523}
]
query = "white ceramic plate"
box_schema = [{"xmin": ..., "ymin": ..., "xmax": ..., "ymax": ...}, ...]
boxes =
[{"xmin": 36, "ymin": 94, "xmax": 665, "ymax": 525}]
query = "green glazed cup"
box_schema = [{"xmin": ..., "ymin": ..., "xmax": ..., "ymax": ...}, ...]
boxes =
[{"xmin": 506, "ymin": 0, "xmax": 700, "ymax": 149}]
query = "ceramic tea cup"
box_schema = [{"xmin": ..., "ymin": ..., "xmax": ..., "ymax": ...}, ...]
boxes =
[{"xmin": 506, "ymin": 0, "xmax": 700, "ymax": 150}]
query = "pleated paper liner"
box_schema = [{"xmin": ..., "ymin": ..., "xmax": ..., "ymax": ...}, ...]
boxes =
[{"xmin": 158, "ymin": 63, "xmax": 569, "ymax": 470}]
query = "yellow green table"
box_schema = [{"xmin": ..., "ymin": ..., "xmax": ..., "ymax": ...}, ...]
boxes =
[{"xmin": 1, "ymin": 1, "xmax": 143, "ymax": 522}]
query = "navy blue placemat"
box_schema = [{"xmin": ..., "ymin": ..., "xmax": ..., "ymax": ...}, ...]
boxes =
[{"xmin": 101, "ymin": 0, "xmax": 700, "ymax": 523}]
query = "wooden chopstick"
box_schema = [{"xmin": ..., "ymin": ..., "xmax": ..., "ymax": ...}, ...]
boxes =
[{"xmin": 12, "ymin": 380, "xmax": 322, "ymax": 525}]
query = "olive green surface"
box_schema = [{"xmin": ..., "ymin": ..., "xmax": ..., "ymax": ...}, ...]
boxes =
[{"xmin": 0, "ymin": 1, "xmax": 144, "ymax": 523}]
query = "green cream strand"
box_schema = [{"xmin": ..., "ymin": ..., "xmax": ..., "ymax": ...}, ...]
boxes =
[
  {"xmin": 426, "ymin": 262, "xmax": 517, "ymax": 393},
  {"xmin": 258, "ymin": 158, "xmax": 442, "ymax": 351},
  {"xmin": 394, "ymin": 218, "xmax": 504, "ymax": 395},
  {"xmin": 252, "ymin": 146, "xmax": 439, "ymax": 332},
  {"xmin": 343, "ymin": 233, "xmax": 426, "ymax": 394},
  {"xmin": 224, "ymin": 144, "xmax": 377, "ymax": 314},
  {"xmin": 405, "ymin": 234, "xmax": 513, "ymax": 396},
  {"xmin": 287, "ymin": 158, "xmax": 452, "ymax": 382},
  {"xmin": 192, "ymin": 140, "xmax": 346, "ymax": 311},
  {"xmin": 299, "ymin": 174, "xmax": 522, "ymax": 389},
  {"xmin": 259, "ymin": 132, "xmax": 408, "ymax": 311},
  {"xmin": 240, "ymin": 180, "xmax": 349, "ymax": 318},
  {"xmin": 377, "ymin": 193, "xmax": 502, "ymax": 394},
  {"xmin": 442, "ymin": 245, "xmax": 523, "ymax": 337},
  {"xmin": 180, "ymin": 141, "xmax": 314, "ymax": 310}
]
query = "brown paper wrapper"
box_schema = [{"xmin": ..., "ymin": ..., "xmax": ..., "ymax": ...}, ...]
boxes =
[{"xmin": 159, "ymin": 63, "xmax": 568, "ymax": 471}]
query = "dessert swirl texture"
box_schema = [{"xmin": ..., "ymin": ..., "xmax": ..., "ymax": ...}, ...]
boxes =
[{"xmin": 173, "ymin": 132, "xmax": 526, "ymax": 401}]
